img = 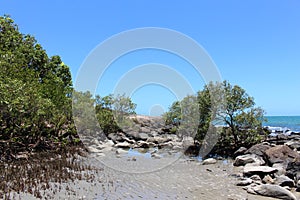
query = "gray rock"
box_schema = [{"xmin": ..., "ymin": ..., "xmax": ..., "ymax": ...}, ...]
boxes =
[
  {"xmin": 151, "ymin": 153, "xmax": 162, "ymax": 159},
  {"xmin": 87, "ymin": 146, "xmax": 102, "ymax": 153},
  {"xmin": 233, "ymin": 147, "xmax": 248, "ymax": 158},
  {"xmin": 115, "ymin": 141, "xmax": 131, "ymax": 148},
  {"xmin": 275, "ymin": 175, "xmax": 295, "ymax": 187},
  {"xmin": 234, "ymin": 154, "xmax": 265, "ymax": 166},
  {"xmin": 116, "ymin": 148, "xmax": 127, "ymax": 154},
  {"xmin": 136, "ymin": 141, "xmax": 153, "ymax": 148},
  {"xmin": 236, "ymin": 178, "xmax": 253, "ymax": 186},
  {"xmin": 251, "ymin": 184, "xmax": 297, "ymax": 200},
  {"xmin": 138, "ymin": 132, "xmax": 149, "ymax": 140},
  {"xmin": 272, "ymin": 163, "xmax": 287, "ymax": 176},
  {"xmin": 296, "ymin": 180, "xmax": 300, "ymax": 192},
  {"xmin": 285, "ymin": 141, "xmax": 300, "ymax": 151},
  {"xmin": 202, "ymin": 158, "xmax": 217, "ymax": 165},
  {"xmin": 250, "ymin": 175, "xmax": 262, "ymax": 182},
  {"xmin": 243, "ymin": 166, "xmax": 278, "ymax": 177},
  {"xmin": 245, "ymin": 143, "xmax": 271, "ymax": 157}
]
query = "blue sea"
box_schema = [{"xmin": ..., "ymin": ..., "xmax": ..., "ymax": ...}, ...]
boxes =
[{"xmin": 263, "ymin": 116, "xmax": 300, "ymax": 132}]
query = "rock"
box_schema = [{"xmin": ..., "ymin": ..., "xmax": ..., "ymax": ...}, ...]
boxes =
[
  {"xmin": 296, "ymin": 180, "xmax": 300, "ymax": 192},
  {"xmin": 233, "ymin": 154, "xmax": 265, "ymax": 166},
  {"xmin": 138, "ymin": 133, "xmax": 149, "ymax": 140},
  {"xmin": 116, "ymin": 148, "xmax": 127, "ymax": 154},
  {"xmin": 275, "ymin": 175, "xmax": 295, "ymax": 187},
  {"xmin": 146, "ymin": 136, "xmax": 171, "ymax": 144},
  {"xmin": 251, "ymin": 184, "xmax": 297, "ymax": 200},
  {"xmin": 272, "ymin": 163, "xmax": 287, "ymax": 176},
  {"xmin": 236, "ymin": 178, "xmax": 253, "ymax": 186},
  {"xmin": 108, "ymin": 132, "xmax": 126, "ymax": 142},
  {"xmin": 250, "ymin": 175, "xmax": 262, "ymax": 182},
  {"xmin": 182, "ymin": 137, "xmax": 195, "ymax": 148},
  {"xmin": 245, "ymin": 143, "xmax": 271, "ymax": 157},
  {"xmin": 202, "ymin": 158, "xmax": 217, "ymax": 165},
  {"xmin": 285, "ymin": 141, "xmax": 300, "ymax": 151},
  {"xmin": 233, "ymin": 147, "xmax": 248, "ymax": 158},
  {"xmin": 87, "ymin": 146, "xmax": 102, "ymax": 153},
  {"xmin": 262, "ymin": 175, "xmax": 275, "ymax": 184},
  {"xmin": 140, "ymin": 127, "xmax": 151, "ymax": 133},
  {"xmin": 243, "ymin": 166, "xmax": 278, "ymax": 177},
  {"xmin": 136, "ymin": 141, "xmax": 153, "ymax": 148},
  {"xmin": 286, "ymin": 161, "xmax": 300, "ymax": 181},
  {"xmin": 115, "ymin": 141, "xmax": 131, "ymax": 148},
  {"xmin": 151, "ymin": 153, "xmax": 162, "ymax": 159},
  {"xmin": 265, "ymin": 145, "xmax": 300, "ymax": 165}
]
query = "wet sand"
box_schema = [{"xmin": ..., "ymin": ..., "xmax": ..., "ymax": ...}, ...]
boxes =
[{"xmin": 6, "ymin": 150, "xmax": 299, "ymax": 200}]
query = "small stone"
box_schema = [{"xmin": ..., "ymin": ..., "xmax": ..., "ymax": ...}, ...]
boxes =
[
  {"xmin": 262, "ymin": 175, "xmax": 275, "ymax": 184},
  {"xmin": 202, "ymin": 158, "xmax": 217, "ymax": 165}
]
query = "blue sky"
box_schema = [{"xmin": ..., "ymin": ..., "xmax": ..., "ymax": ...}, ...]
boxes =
[{"xmin": 1, "ymin": 1, "xmax": 300, "ymax": 116}]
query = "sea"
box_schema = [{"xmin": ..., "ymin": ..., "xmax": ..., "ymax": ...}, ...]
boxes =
[{"xmin": 263, "ymin": 116, "xmax": 300, "ymax": 132}]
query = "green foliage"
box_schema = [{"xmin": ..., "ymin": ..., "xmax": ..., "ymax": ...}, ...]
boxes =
[
  {"xmin": 0, "ymin": 15, "xmax": 76, "ymax": 155},
  {"xmin": 164, "ymin": 80, "xmax": 266, "ymax": 154},
  {"xmin": 95, "ymin": 94, "xmax": 136, "ymax": 135}
]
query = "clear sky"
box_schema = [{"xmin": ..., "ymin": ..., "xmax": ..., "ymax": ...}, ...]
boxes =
[{"xmin": 1, "ymin": 1, "xmax": 299, "ymax": 116}]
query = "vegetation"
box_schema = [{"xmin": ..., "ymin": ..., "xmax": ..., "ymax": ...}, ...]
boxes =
[
  {"xmin": 72, "ymin": 91, "xmax": 136, "ymax": 136},
  {"xmin": 164, "ymin": 81, "xmax": 267, "ymax": 155},
  {"xmin": 0, "ymin": 15, "xmax": 77, "ymax": 160}
]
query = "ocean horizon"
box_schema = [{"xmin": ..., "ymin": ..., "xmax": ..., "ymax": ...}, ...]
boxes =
[{"xmin": 264, "ymin": 116, "xmax": 300, "ymax": 132}]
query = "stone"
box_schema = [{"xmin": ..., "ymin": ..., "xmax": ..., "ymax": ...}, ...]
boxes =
[
  {"xmin": 138, "ymin": 133, "xmax": 149, "ymax": 140},
  {"xmin": 275, "ymin": 175, "xmax": 295, "ymax": 187},
  {"xmin": 140, "ymin": 127, "xmax": 151, "ymax": 133},
  {"xmin": 236, "ymin": 178, "xmax": 253, "ymax": 186},
  {"xmin": 286, "ymin": 161, "xmax": 300, "ymax": 181},
  {"xmin": 233, "ymin": 154, "xmax": 265, "ymax": 166},
  {"xmin": 296, "ymin": 180, "xmax": 300, "ymax": 192},
  {"xmin": 136, "ymin": 141, "xmax": 153, "ymax": 148},
  {"xmin": 272, "ymin": 163, "xmax": 287, "ymax": 176},
  {"xmin": 250, "ymin": 175, "xmax": 262, "ymax": 181},
  {"xmin": 265, "ymin": 145, "xmax": 300, "ymax": 165},
  {"xmin": 202, "ymin": 158, "xmax": 217, "ymax": 165},
  {"xmin": 285, "ymin": 141, "xmax": 300, "ymax": 151},
  {"xmin": 151, "ymin": 153, "xmax": 162, "ymax": 159},
  {"xmin": 115, "ymin": 141, "xmax": 131, "ymax": 148},
  {"xmin": 116, "ymin": 149, "xmax": 127, "ymax": 154},
  {"xmin": 251, "ymin": 184, "xmax": 297, "ymax": 200},
  {"xmin": 87, "ymin": 146, "xmax": 102, "ymax": 153},
  {"xmin": 233, "ymin": 147, "xmax": 248, "ymax": 158},
  {"xmin": 245, "ymin": 143, "xmax": 271, "ymax": 157},
  {"xmin": 262, "ymin": 175, "xmax": 275, "ymax": 184},
  {"xmin": 243, "ymin": 166, "xmax": 278, "ymax": 177}
]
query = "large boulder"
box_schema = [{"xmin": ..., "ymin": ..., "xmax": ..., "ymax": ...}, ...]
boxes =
[
  {"xmin": 233, "ymin": 154, "xmax": 265, "ymax": 166},
  {"xmin": 250, "ymin": 184, "xmax": 297, "ymax": 200},
  {"xmin": 245, "ymin": 143, "xmax": 271, "ymax": 157},
  {"xmin": 243, "ymin": 166, "xmax": 278, "ymax": 177},
  {"xmin": 265, "ymin": 145, "xmax": 300, "ymax": 165}
]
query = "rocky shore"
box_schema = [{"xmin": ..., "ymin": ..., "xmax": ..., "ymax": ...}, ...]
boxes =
[
  {"xmin": 2, "ymin": 115, "xmax": 300, "ymax": 199},
  {"xmin": 232, "ymin": 130, "xmax": 300, "ymax": 200}
]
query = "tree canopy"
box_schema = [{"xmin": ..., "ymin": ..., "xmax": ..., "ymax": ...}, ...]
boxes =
[
  {"xmin": 164, "ymin": 81, "xmax": 267, "ymax": 155},
  {"xmin": 0, "ymin": 15, "xmax": 76, "ymax": 158}
]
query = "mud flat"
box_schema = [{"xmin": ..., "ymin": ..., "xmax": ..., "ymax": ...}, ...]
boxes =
[{"xmin": 3, "ymin": 150, "xmax": 296, "ymax": 200}]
